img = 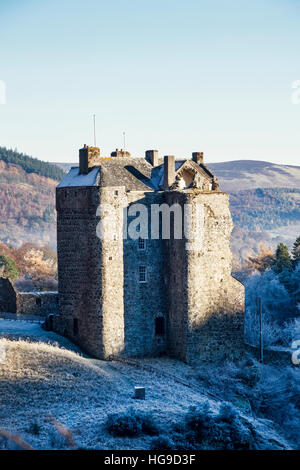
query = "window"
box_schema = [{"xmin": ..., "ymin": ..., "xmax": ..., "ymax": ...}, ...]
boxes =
[
  {"xmin": 36, "ymin": 297, "xmax": 41, "ymax": 307},
  {"xmin": 138, "ymin": 266, "xmax": 147, "ymax": 283},
  {"xmin": 138, "ymin": 238, "xmax": 146, "ymax": 250},
  {"xmin": 155, "ymin": 317, "xmax": 165, "ymax": 336},
  {"xmin": 73, "ymin": 318, "xmax": 79, "ymax": 335}
]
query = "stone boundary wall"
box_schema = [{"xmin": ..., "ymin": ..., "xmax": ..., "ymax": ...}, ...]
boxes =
[{"xmin": 16, "ymin": 291, "xmax": 58, "ymax": 317}]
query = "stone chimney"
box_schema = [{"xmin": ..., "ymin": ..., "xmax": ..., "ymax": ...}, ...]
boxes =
[
  {"xmin": 79, "ymin": 145, "xmax": 101, "ymax": 174},
  {"xmin": 163, "ymin": 155, "xmax": 175, "ymax": 190},
  {"xmin": 110, "ymin": 148, "xmax": 131, "ymax": 158},
  {"xmin": 192, "ymin": 152, "xmax": 204, "ymax": 165},
  {"xmin": 145, "ymin": 150, "xmax": 158, "ymax": 166}
]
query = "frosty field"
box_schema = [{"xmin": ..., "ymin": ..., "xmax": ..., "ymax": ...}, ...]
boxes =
[{"xmin": 0, "ymin": 319, "xmax": 297, "ymax": 450}]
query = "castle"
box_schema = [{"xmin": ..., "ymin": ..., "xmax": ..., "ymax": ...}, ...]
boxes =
[{"xmin": 54, "ymin": 146, "xmax": 244, "ymax": 363}]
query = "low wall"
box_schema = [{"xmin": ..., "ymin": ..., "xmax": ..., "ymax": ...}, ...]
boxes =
[{"xmin": 16, "ymin": 291, "xmax": 58, "ymax": 317}]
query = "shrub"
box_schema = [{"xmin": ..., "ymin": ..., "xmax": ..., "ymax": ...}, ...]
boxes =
[
  {"xmin": 149, "ymin": 435, "xmax": 175, "ymax": 450},
  {"xmin": 27, "ymin": 421, "xmax": 41, "ymax": 435},
  {"xmin": 106, "ymin": 408, "xmax": 159, "ymax": 437},
  {"xmin": 48, "ymin": 429, "xmax": 69, "ymax": 449},
  {"xmin": 185, "ymin": 402, "xmax": 213, "ymax": 440},
  {"xmin": 183, "ymin": 401, "xmax": 254, "ymax": 450}
]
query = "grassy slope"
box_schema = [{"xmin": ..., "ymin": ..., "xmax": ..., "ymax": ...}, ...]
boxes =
[{"xmin": 0, "ymin": 323, "xmax": 290, "ymax": 450}]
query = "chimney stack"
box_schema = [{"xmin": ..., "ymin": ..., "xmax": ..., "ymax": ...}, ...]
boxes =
[
  {"xmin": 145, "ymin": 150, "xmax": 159, "ymax": 166},
  {"xmin": 110, "ymin": 149, "xmax": 131, "ymax": 158},
  {"xmin": 79, "ymin": 145, "xmax": 101, "ymax": 174},
  {"xmin": 192, "ymin": 152, "xmax": 204, "ymax": 165},
  {"xmin": 163, "ymin": 155, "xmax": 175, "ymax": 190}
]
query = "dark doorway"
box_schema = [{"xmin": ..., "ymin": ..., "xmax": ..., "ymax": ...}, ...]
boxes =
[
  {"xmin": 73, "ymin": 318, "xmax": 79, "ymax": 335},
  {"xmin": 155, "ymin": 317, "xmax": 165, "ymax": 336}
]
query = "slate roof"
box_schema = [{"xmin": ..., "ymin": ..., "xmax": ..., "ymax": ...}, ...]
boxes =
[{"xmin": 57, "ymin": 157, "xmax": 215, "ymax": 191}]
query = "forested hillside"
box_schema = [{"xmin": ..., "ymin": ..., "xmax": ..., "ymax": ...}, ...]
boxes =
[
  {"xmin": 1, "ymin": 152, "xmax": 300, "ymax": 265},
  {"xmin": 229, "ymin": 188, "xmax": 300, "ymax": 231},
  {"xmin": 0, "ymin": 147, "xmax": 66, "ymax": 181},
  {"xmin": 0, "ymin": 154, "xmax": 60, "ymax": 248}
]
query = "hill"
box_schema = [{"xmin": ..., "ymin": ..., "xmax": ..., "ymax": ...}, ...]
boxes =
[
  {"xmin": 54, "ymin": 159, "xmax": 300, "ymax": 190},
  {"xmin": 0, "ymin": 324, "xmax": 291, "ymax": 450},
  {"xmin": 208, "ymin": 160, "xmax": 300, "ymax": 261},
  {"xmin": 209, "ymin": 160, "xmax": 300, "ymax": 192},
  {"xmin": 2, "ymin": 154, "xmax": 300, "ymax": 262},
  {"xmin": 0, "ymin": 147, "xmax": 66, "ymax": 181},
  {"xmin": 0, "ymin": 149, "xmax": 63, "ymax": 248}
]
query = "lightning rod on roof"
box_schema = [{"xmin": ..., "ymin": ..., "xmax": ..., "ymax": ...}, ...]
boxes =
[{"xmin": 93, "ymin": 114, "xmax": 96, "ymax": 147}]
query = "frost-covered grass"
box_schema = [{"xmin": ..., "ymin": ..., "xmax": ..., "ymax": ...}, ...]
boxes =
[{"xmin": 0, "ymin": 321, "xmax": 295, "ymax": 450}]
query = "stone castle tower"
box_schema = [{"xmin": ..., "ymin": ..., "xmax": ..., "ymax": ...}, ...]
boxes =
[{"xmin": 54, "ymin": 146, "xmax": 244, "ymax": 363}]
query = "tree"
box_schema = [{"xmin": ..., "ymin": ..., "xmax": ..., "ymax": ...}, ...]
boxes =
[
  {"xmin": 292, "ymin": 236, "xmax": 300, "ymax": 267},
  {"xmin": 272, "ymin": 243, "xmax": 292, "ymax": 274},
  {"xmin": 0, "ymin": 254, "xmax": 18, "ymax": 280},
  {"xmin": 247, "ymin": 244, "xmax": 275, "ymax": 273},
  {"xmin": 23, "ymin": 248, "xmax": 56, "ymax": 280}
]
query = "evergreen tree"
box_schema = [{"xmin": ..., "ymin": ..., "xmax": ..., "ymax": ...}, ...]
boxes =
[
  {"xmin": 272, "ymin": 243, "xmax": 292, "ymax": 274},
  {"xmin": 0, "ymin": 146, "xmax": 66, "ymax": 181},
  {"xmin": 292, "ymin": 236, "xmax": 300, "ymax": 267},
  {"xmin": 0, "ymin": 254, "xmax": 18, "ymax": 280}
]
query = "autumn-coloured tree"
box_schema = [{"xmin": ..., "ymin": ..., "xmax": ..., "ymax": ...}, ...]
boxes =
[
  {"xmin": 23, "ymin": 248, "xmax": 56, "ymax": 280},
  {"xmin": 247, "ymin": 244, "xmax": 275, "ymax": 273}
]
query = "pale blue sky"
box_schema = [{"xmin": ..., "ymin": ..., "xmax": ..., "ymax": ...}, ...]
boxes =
[{"xmin": 1, "ymin": 0, "xmax": 300, "ymax": 165}]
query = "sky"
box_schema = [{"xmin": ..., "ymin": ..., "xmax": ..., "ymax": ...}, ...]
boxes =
[{"xmin": 0, "ymin": 0, "xmax": 300, "ymax": 165}]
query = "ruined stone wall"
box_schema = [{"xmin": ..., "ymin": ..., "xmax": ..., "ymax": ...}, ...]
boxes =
[
  {"xmin": 165, "ymin": 190, "xmax": 245, "ymax": 363},
  {"xmin": 16, "ymin": 291, "xmax": 58, "ymax": 316}
]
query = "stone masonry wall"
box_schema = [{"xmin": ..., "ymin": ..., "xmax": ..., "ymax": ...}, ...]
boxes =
[
  {"xmin": 16, "ymin": 291, "xmax": 58, "ymax": 316},
  {"xmin": 0, "ymin": 278, "xmax": 17, "ymax": 313},
  {"xmin": 123, "ymin": 191, "xmax": 167, "ymax": 357},
  {"xmin": 55, "ymin": 186, "xmax": 104, "ymax": 357},
  {"xmin": 165, "ymin": 190, "xmax": 245, "ymax": 363},
  {"xmin": 99, "ymin": 185, "xmax": 125, "ymax": 358},
  {"xmin": 56, "ymin": 178, "xmax": 244, "ymax": 362}
]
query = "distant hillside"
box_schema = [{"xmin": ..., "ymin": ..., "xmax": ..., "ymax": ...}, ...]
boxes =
[
  {"xmin": 53, "ymin": 162, "xmax": 75, "ymax": 173},
  {"xmin": 0, "ymin": 157, "xmax": 59, "ymax": 248},
  {"xmin": 209, "ymin": 160, "xmax": 300, "ymax": 192},
  {"xmin": 54, "ymin": 158, "xmax": 300, "ymax": 192},
  {"xmin": 2, "ymin": 155, "xmax": 300, "ymax": 263},
  {"xmin": 0, "ymin": 147, "xmax": 66, "ymax": 181},
  {"xmin": 229, "ymin": 187, "xmax": 300, "ymax": 231}
]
